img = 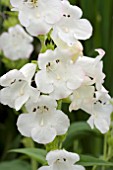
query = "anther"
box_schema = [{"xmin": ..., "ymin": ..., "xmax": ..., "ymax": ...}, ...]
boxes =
[
  {"xmin": 47, "ymin": 62, "xmax": 51, "ymax": 67},
  {"xmin": 63, "ymin": 14, "xmax": 66, "ymax": 17},
  {"xmin": 63, "ymin": 158, "xmax": 66, "ymax": 161},
  {"xmin": 56, "ymin": 59, "xmax": 60, "ymax": 63},
  {"xmin": 44, "ymin": 106, "xmax": 49, "ymax": 111},
  {"xmin": 11, "ymin": 79, "xmax": 16, "ymax": 84},
  {"xmin": 37, "ymin": 106, "xmax": 40, "ymax": 109},
  {"xmin": 33, "ymin": 108, "xmax": 37, "ymax": 112}
]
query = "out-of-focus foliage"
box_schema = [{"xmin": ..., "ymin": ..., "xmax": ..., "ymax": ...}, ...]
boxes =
[
  {"xmin": 0, "ymin": 160, "xmax": 32, "ymax": 170},
  {"xmin": 0, "ymin": 0, "xmax": 113, "ymax": 170}
]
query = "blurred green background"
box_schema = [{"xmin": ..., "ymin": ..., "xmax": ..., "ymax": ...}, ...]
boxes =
[{"xmin": 0, "ymin": 0, "xmax": 113, "ymax": 170}]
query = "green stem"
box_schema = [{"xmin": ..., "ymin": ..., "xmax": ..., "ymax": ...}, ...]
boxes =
[
  {"xmin": 92, "ymin": 165, "xmax": 97, "ymax": 170},
  {"xmin": 62, "ymin": 97, "xmax": 71, "ymax": 104},
  {"xmin": 102, "ymin": 133, "xmax": 108, "ymax": 170},
  {"xmin": 103, "ymin": 134, "xmax": 107, "ymax": 160},
  {"xmin": 106, "ymin": 144, "xmax": 113, "ymax": 161},
  {"xmin": 57, "ymin": 100, "xmax": 62, "ymax": 110},
  {"xmin": 31, "ymin": 159, "xmax": 38, "ymax": 170},
  {"xmin": 38, "ymin": 35, "xmax": 47, "ymax": 53}
]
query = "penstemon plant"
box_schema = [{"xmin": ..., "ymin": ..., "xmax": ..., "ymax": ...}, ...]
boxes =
[{"xmin": 0, "ymin": 0, "xmax": 113, "ymax": 170}]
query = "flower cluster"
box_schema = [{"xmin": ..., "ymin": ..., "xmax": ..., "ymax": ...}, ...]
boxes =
[{"xmin": 0, "ymin": 0, "xmax": 113, "ymax": 170}]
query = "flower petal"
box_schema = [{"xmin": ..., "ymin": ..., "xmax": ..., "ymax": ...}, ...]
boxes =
[
  {"xmin": 10, "ymin": 0, "xmax": 21, "ymax": 8},
  {"xmin": 47, "ymin": 150, "xmax": 80, "ymax": 165},
  {"xmin": 0, "ymin": 87, "xmax": 15, "ymax": 108},
  {"xmin": 51, "ymin": 110, "xmax": 70, "ymax": 135},
  {"xmin": 74, "ymin": 19, "xmax": 93, "ymax": 40},
  {"xmin": 35, "ymin": 71, "xmax": 54, "ymax": 94},
  {"xmin": 38, "ymin": 0, "xmax": 63, "ymax": 24},
  {"xmin": 72, "ymin": 165, "xmax": 85, "ymax": 170},
  {"xmin": 50, "ymin": 81, "xmax": 72, "ymax": 100},
  {"xmin": 20, "ymin": 63, "xmax": 36, "ymax": 82},
  {"xmin": 26, "ymin": 19, "xmax": 51, "ymax": 36},
  {"xmin": 17, "ymin": 113, "xmax": 37, "ymax": 137},
  {"xmin": 39, "ymin": 166, "xmax": 52, "ymax": 170},
  {"xmin": 31, "ymin": 125, "xmax": 57, "ymax": 144},
  {"xmin": 15, "ymin": 92, "xmax": 29, "ymax": 111},
  {"xmin": 0, "ymin": 69, "xmax": 24, "ymax": 87}
]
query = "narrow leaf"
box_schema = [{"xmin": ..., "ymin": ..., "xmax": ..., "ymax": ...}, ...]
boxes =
[
  {"xmin": 9, "ymin": 148, "xmax": 47, "ymax": 165},
  {"xmin": 0, "ymin": 160, "xmax": 31, "ymax": 170},
  {"xmin": 63, "ymin": 121, "xmax": 101, "ymax": 148},
  {"xmin": 78, "ymin": 155, "xmax": 113, "ymax": 166}
]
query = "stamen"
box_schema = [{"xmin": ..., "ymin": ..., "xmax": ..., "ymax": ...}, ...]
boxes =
[
  {"xmin": 63, "ymin": 14, "xmax": 66, "ymax": 17},
  {"xmin": 23, "ymin": 0, "xmax": 38, "ymax": 8},
  {"xmin": 10, "ymin": 79, "xmax": 16, "ymax": 84},
  {"xmin": 33, "ymin": 108, "xmax": 37, "ymax": 112},
  {"xmin": 56, "ymin": 59, "xmax": 60, "ymax": 63},
  {"xmin": 44, "ymin": 106, "xmax": 49, "ymax": 111},
  {"xmin": 46, "ymin": 62, "xmax": 51, "ymax": 67},
  {"xmin": 37, "ymin": 106, "xmax": 40, "ymax": 109},
  {"xmin": 20, "ymin": 89, "xmax": 24, "ymax": 96},
  {"xmin": 63, "ymin": 14, "xmax": 71, "ymax": 18},
  {"xmin": 65, "ymin": 27, "xmax": 69, "ymax": 33},
  {"xmin": 46, "ymin": 60, "xmax": 62, "ymax": 80},
  {"xmin": 40, "ymin": 118, "xmax": 44, "ymax": 126},
  {"xmin": 57, "ymin": 75, "xmax": 61, "ymax": 80},
  {"xmin": 63, "ymin": 158, "xmax": 66, "ymax": 161}
]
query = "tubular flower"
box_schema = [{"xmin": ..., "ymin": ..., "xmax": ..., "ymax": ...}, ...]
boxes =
[
  {"xmin": 51, "ymin": 0, "xmax": 92, "ymax": 46},
  {"xmin": 10, "ymin": 0, "xmax": 63, "ymax": 36},
  {"xmin": 69, "ymin": 85, "xmax": 95, "ymax": 113},
  {"xmin": 87, "ymin": 88, "xmax": 113, "ymax": 134},
  {"xmin": 0, "ymin": 25, "xmax": 33, "ymax": 60},
  {"xmin": 17, "ymin": 95, "xmax": 70, "ymax": 144},
  {"xmin": 76, "ymin": 49, "xmax": 105, "ymax": 90},
  {"xmin": 39, "ymin": 149, "xmax": 85, "ymax": 170},
  {"xmin": 0, "ymin": 63, "xmax": 38, "ymax": 110},
  {"xmin": 35, "ymin": 48, "xmax": 85, "ymax": 100}
]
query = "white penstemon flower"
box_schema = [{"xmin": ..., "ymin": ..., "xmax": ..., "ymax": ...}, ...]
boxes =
[
  {"xmin": 68, "ymin": 65, "xmax": 112, "ymax": 133},
  {"xmin": 53, "ymin": 39, "xmax": 83, "ymax": 61},
  {"xmin": 10, "ymin": 0, "xmax": 63, "ymax": 36},
  {"xmin": 51, "ymin": 0, "xmax": 92, "ymax": 46},
  {"xmin": 69, "ymin": 85, "xmax": 95, "ymax": 113},
  {"xmin": 0, "ymin": 63, "xmax": 39, "ymax": 111},
  {"xmin": 76, "ymin": 49, "xmax": 105, "ymax": 90},
  {"xmin": 39, "ymin": 149, "xmax": 85, "ymax": 170},
  {"xmin": 0, "ymin": 25, "xmax": 33, "ymax": 60},
  {"xmin": 17, "ymin": 95, "xmax": 70, "ymax": 144},
  {"xmin": 69, "ymin": 84, "xmax": 113, "ymax": 133},
  {"xmin": 87, "ymin": 88, "xmax": 113, "ymax": 134},
  {"xmin": 69, "ymin": 49, "xmax": 113, "ymax": 133},
  {"xmin": 35, "ymin": 48, "xmax": 85, "ymax": 100}
]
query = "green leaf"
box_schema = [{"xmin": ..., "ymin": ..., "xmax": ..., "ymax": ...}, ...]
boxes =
[
  {"xmin": 63, "ymin": 121, "xmax": 101, "ymax": 148},
  {"xmin": 0, "ymin": 160, "xmax": 31, "ymax": 170},
  {"xmin": 9, "ymin": 148, "xmax": 47, "ymax": 165},
  {"xmin": 78, "ymin": 155, "xmax": 113, "ymax": 167}
]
